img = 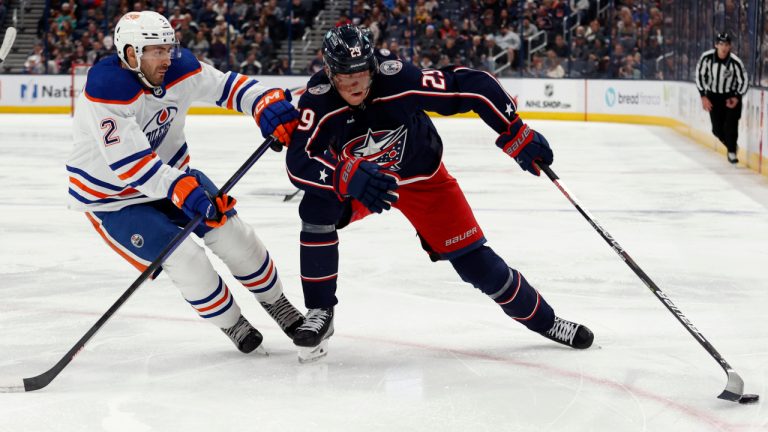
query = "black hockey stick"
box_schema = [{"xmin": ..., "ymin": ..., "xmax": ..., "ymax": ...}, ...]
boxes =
[
  {"xmin": 536, "ymin": 163, "xmax": 758, "ymax": 404},
  {"xmin": 0, "ymin": 138, "xmax": 276, "ymax": 393},
  {"xmin": 283, "ymin": 188, "xmax": 302, "ymax": 202}
]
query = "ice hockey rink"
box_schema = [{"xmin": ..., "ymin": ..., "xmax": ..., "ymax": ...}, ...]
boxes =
[{"xmin": 0, "ymin": 114, "xmax": 766, "ymax": 431}]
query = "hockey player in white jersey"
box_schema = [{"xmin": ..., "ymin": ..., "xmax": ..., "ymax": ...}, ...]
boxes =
[{"xmin": 67, "ymin": 11, "xmax": 304, "ymax": 353}]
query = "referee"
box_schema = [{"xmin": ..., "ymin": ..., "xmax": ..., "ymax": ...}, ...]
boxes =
[{"xmin": 695, "ymin": 32, "xmax": 749, "ymax": 164}]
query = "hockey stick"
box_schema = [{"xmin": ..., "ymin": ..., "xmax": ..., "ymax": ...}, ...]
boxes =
[
  {"xmin": 283, "ymin": 188, "xmax": 302, "ymax": 202},
  {"xmin": 0, "ymin": 27, "xmax": 17, "ymax": 64},
  {"xmin": 536, "ymin": 163, "xmax": 759, "ymax": 404},
  {"xmin": 0, "ymin": 138, "xmax": 276, "ymax": 393}
]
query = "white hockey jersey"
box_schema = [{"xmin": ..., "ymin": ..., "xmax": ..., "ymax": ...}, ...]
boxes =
[{"xmin": 67, "ymin": 49, "xmax": 269, "ymax": 212}]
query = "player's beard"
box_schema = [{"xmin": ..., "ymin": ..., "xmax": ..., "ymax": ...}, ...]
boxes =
[{"xmin": 147, "ymin": 66, "xmax": 168, "ymax": 86}]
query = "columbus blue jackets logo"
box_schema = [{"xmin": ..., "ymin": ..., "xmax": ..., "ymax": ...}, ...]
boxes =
[
  {"xmin": 379, "ymin": 60, "xmax": 402, "ymax": 75},
  {"xmin": 143, "ymin": 107, "xmax": 178, "ymax": 150},
  {"xmin": 341, "ymin": 125, "xmax": 407, "ymax": 171}
]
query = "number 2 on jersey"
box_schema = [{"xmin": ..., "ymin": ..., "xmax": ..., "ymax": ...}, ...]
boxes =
[
  {"xmin": 100, "ymin": 118, "xmax": 121, "ymax": 147},
  {"xmin": 421, "ymin": 70, "xmax": 446, "ymax": 90}
]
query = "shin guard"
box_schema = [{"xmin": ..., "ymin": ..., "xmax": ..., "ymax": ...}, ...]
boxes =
[
  {"xmin": 450, "ymin": 246, "xmax": 554, "ymax": 332},
  {"xmin": 300, "ymin": 223, "xmax": 339, "ymax": 309}
]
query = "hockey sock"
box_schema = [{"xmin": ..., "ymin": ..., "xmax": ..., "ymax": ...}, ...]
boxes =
[
  {"xmin": 300, "ymin": 227, "xmax": 339, "ymax": 309},
  {"xmin": 450, "ymin": 246, "xmax": 554, "ymax": 332},
  {"xmin": 234, "ymin": 251, "xmax": 279, "ymax": 297}
]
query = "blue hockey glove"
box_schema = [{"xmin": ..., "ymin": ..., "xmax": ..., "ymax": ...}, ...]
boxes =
[
  {"xmin": 496, "ymin": 116, "xmax": 553, "ymax": 176},
  {"xmin": 169, "ymin": 175, "xmax": 232, "ymax": 228},
  {"xmin": 253, "ymin": 88, "xmax": 300, "ymax": 147},
  {"xmin": 333, "ymin": 157, "xmax": 399, "ymax": 213}
]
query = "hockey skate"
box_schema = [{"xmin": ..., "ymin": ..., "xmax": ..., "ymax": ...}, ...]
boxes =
[
  {"xmin": 727, "ymin": 152, "xmax": 739, "ymax": 164},
  {"xmin": 222, "ymin": 315, "xmax": 267, "ymax": 354},
  {"xmin": 539, "ymin": 316, "xmax": 594, "ymax": 349},
  {"xmin": 293, "ymin": 307, "xmax": 334, "ymax": 363},
  {"xmin": 260, "ymin": 293, "xmax": 305, "ymax": 339}
]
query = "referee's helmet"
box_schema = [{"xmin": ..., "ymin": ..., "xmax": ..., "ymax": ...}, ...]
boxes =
[{"xmin": 716, "ymin": 32, "xmax": 732, "ymax": 43}]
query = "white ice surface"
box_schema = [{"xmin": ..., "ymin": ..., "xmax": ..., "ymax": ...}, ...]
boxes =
[{"xmin": 0, "ymin": 115, "xmax": 766, "ymax": 431}]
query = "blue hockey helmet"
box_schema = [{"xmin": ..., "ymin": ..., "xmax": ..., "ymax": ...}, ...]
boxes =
[{"xmin": 322, "ymin": 25, "xmax": 378, "ymax": 78}]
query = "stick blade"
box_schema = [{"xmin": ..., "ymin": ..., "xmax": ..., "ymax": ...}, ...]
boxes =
[
  {"xmin": 717, "ymin": 369, "xmax": 745, "ymax": 402},
  {"xmin": 0, "ymin": 27, "xmax": 17, "ymax": 62},
  {"xmin": 0, "ymin": 378, "xmax": 26, "ymax": 393}
]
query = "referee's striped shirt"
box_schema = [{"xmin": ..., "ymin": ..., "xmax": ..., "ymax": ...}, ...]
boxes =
[{"xmin": 695, "ymin": 49, "xmax": 749, "ymax": 97}]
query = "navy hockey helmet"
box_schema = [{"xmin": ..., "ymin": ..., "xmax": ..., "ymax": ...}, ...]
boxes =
[{"xmin": 322, "ymin": 25, "xmax": 378, "ymax": 78}]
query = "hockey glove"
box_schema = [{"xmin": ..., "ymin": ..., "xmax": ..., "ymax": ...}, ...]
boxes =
[
  {"xmin": 253, "ymin": 88, "xmax": 300, "ymax": 147},
  {"xmin": 333, "ymin": 157, "xmax": 399, "ymax": 214},
  {"xmin": 496, "ymin": 116, "xmax": 553, "ymax": 176},
  {"xmin": 169, "ymin": 175, "xmax": 233, "ymax": 228}
]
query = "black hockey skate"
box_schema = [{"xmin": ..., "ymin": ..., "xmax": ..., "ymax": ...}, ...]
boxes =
[
  {"xmin": 222, "ymin": 315, "xmax": 264, "ymax": 354},
  {"xmin": 539, "ymin": 316, "xmax": 594, "ymax": 349},
  {"xmin": 293, "ymin": 307, "xmax": 334, "ymax": 363},
  {"xmin": 260, "ymin": 294, "xmax": 305, "ymax": 339}
]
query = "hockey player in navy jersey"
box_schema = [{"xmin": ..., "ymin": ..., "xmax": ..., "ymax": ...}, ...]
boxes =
[
  {"xmin": 285, "ymin": 25, "xmax": 594, "ymax": 362},
  {"xmin": 67, "ymin": 11, "xmax": 305, "ymax": 353}
]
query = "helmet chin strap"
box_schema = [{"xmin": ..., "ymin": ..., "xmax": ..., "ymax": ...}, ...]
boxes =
[{"xmin": 122, "ymin": 50, "xmax": 160, "ymax": 89}]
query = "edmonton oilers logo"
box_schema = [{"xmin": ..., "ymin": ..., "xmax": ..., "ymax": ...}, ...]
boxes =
[
  {"xmin": 131, "ymin": 234, "xmax": 144, "ymax": 248},
  {"xmin": 143, "ymin": 106, "xmax": 178, "ymax": 149}
]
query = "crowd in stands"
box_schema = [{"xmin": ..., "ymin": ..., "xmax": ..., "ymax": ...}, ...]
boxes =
[
  {"xmin": 26, "ymin": 0, "xmax": 324, "ymax": 75},
  {"xmin": 21, "ymin": 0, "xmax": 680, "ymax": 81}
]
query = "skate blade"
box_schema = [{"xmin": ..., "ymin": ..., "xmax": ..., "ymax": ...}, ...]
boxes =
[
  {"xmin": 298, "ymin": 340, "xmax": 328, "ymax": 363},
  {"xmin": 254, "ymin": 344, "xmax": 269, "ymax": 356}
]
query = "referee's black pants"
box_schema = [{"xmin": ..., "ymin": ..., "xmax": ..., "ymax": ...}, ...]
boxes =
[{"xmin": 708, "ymin": 94, "xmax": 742, "ymax": 153}]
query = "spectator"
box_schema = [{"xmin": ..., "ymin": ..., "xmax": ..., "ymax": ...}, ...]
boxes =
[
  {"xmin": 70, "ymin": 44, "xmax": 88, "ymax": 66},
  {"xmin": 269, "ymin": 57, "xmax": 291, "ymax": 74},
  {"xmin": 212, "ymin": 0, "xmax": 228, "ymax": 18},
  {"xmin": 483, "ymin": 34, "xmax": 504, "ymax": 71},
  {"xmin": 189, "ymin": 30, "xmax": 211, "ymax": 56},
  {"xmin": 584, "ymin": 19, "xmax": 606, "ymax": 45},
  {"xmin": 335, "ymin": 10, "xmax": 352, "ymax": 27},
  {"xmin": 525, "ymin": 53, "xmax": 547, "ymax": 77},
  {"xmin": 87, "ymin": 40, "xmax": 107, "ymax": 65},
  {"xmin": 24, "ymin": 44, "xmax": 46, "ymax": 74},
  {"xmin": 240, "ymin": 51, "xmax": 262, "ymax": 75},
  {"xmin": 441, "ymin": 36, "xmax": 465, "ymax": 64},
  {"xmin": 198, "ymin": 2, "xmax": 218, "ymax": 28},
  {"xmin": 231, "ymin": 0, "xmax": 249, "ymax": 24},
  {"xmin": 548, "ymin": 33, "xmax": 569, "ymax": 58},
  {"xmin": 287, "ymin": 0, "xmax": 309, "ymax": 38},
  {"xmin": 466, "ymin": 34, "xmax": 487, "ymax": 69},
  {"xmin": 209, "ymin": 35, "xmax": 228, "ymax": 68},
  {"xmin": 521, "ymin": 17, "xmax": 538, "ymax": 39},
  {"xmin": 177, "ymin": 17, "xmax": 197, "ymax": 47},
  {"xmin": 305, "ymin": 48, "xmax": 324, "ymax": 74},
  {"xmin": 169, "ymin": 6, "xmax": 185, "ymax": 29},
  {"xmin": 439, "ymin": 18, "xmax": 458, "ymax": 40},
  {"xmin": 55, "ymin": 3, "xmax": 77, "ymax": 32},
  {"xmin": 418, "ymin": 24, "xmax": 440, "ymax": 53},
  {"xmin": 545, "ymin": 49, "xmax": 565, "ymax": 78},
  {"xmin": 478, "ymin": 11, "xmax": 498, "ymax": 36}
]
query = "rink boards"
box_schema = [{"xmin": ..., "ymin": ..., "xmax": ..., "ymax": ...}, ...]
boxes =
[{"xmin": 0, "ymin": 74, "xmax": 765, "ymax": 175}]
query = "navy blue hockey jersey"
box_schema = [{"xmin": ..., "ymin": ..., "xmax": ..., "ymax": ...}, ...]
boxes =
[{"xmin": 286, "ymin": 50, "xmax": 518, "ymax": 198}]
